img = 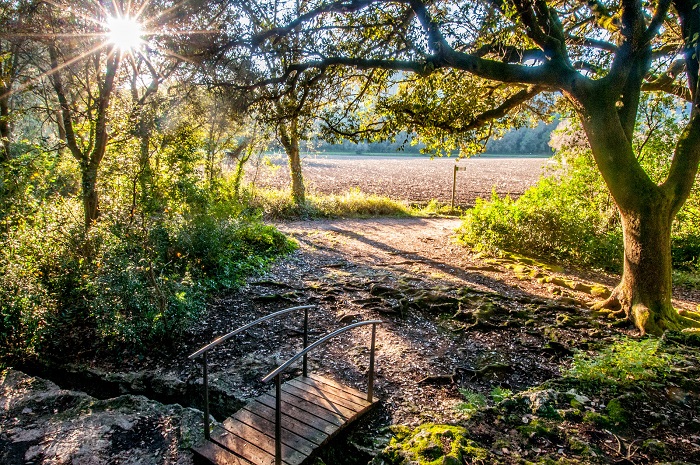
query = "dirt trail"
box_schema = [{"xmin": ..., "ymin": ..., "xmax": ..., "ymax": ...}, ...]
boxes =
[{"xmin": 189, "ymin": 217, "xmax": 634, "ymax": 428}]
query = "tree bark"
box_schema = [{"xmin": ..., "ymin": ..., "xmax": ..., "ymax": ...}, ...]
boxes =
[
  {"xmin": 279, "ymin": 119, "xmax": 306, "ymax": 205},
  {"xmin": 0, "ymin": 94, "xmax": 10, "ymax": 162},
  {"xmin": 595, "ymin": 199, "xmax": 683, "ymax": 334},
  {"xmin": 82, "ymin": 162, "xmax": 99, "ymax": 229},
  {"xmin": 578, "ymin": 94, "xmax": 700, "ymax": 334}
]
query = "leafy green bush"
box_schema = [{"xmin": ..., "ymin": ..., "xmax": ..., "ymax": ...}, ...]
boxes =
[
  {"xmin": 458, "ymin": 170, "xmax": 623, "ymax": 271},
  {"xmin": 458, "ymin": 104, "xmax": 700, "ymax": 275},
  {"xmin": 567, "ymin": 338, "xmax": 675, "ymax": 387},
  {"xmin": 0, "ymin": 196, "xmax": 296, "ymax": 355}
]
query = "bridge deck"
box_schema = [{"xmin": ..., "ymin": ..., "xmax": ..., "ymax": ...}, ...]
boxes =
[{"xmin": 193, "ymin": 374, "xmax": 378, "ymax": 465}]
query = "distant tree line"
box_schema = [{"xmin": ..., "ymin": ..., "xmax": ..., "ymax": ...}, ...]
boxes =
[
  {"xmin": 485, "ymin": 121, "xmax": 558, "ymax": 155},
  {"xmin": 308, "ymin": 125, "xmax": 557, "ymax": 156}
]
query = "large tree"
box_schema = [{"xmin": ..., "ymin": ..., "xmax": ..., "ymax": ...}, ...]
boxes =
[{"xmin": 226, "ymin": 0, "xmax": 700, "ymax": 334}]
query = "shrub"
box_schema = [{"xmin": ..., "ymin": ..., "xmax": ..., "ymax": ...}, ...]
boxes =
[
  {"xmin": 458, "ymin": 113, "xmax": 700, "ymax": 275},
  {"xmin": 0, "ymin": 197, "xmax": 296, "ymax": 356},
  {"xmin": 567, "ymin": 338, "xmax": 675, "ymax": 387}
]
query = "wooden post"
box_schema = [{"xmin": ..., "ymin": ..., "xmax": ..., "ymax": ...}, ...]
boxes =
[{"xmin": 451, "ymin": 165, "xmax": 458, "ymax": 212}]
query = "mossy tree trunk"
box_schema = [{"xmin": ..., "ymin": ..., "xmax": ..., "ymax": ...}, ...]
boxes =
[
  {"xmin": 279, "ymin": 118, "xmax": 306, "ymax": 205},
  {"xmin": 576, "ymin": 91, "xmax": 700, "ymax": 334}
]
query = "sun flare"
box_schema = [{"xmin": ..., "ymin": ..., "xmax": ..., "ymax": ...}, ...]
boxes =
[{"xmin": 106, "ymin": 15, "xmax": 144, "ymax": 51}]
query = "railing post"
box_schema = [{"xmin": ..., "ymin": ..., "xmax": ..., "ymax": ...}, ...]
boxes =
[
  {"xmin": 275, "ymin": 374, "xmax": 282, "ymax": 465},
  {"xmin": 367, "ymin": 323, "xmax": 377, "ymax": 402},
  {"xmin": 303, "ymin": 306, "xmax": 309, "ymax": 377},
  {"xmin": 202, "ymin": 352, "xmax": 210, "ymax": 440}
]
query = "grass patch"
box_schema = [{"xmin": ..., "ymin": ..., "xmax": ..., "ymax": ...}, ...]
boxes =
[{"xmin": 248, "ymin": 187, "xmax": 413, "ymax": 220}]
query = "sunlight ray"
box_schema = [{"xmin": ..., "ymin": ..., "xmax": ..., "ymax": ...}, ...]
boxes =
[
  {"xmin": 134, "ymin": 0, "xmax": 153, "ymax": 22},
  {"xmin": 157, "ymin": 47, "xmax": 199, "ymax": 65},
  {"xmin": 0, "ymin": 42, "xmax": 110, "ymax": 101},
  {"xmin": 0, "ymin": 33, "xmax": 104, "ymax": 39},
  {"xmin": 42, "ymin": 0, "xmax": 105, "ymax": 27},
  {"xmin": 141, "ymin": 0, "xmax": 195, "ymax": 28}
]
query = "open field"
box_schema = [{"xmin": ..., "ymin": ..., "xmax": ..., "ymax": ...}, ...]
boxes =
[{"xmin": 245, "ymin": 154, "xmax": 551, "ymax": 206}]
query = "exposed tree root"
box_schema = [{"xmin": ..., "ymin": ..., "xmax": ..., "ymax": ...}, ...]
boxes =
[
  {"xmin": 590, "ymin": 285, "xmax": 696, "ymax": 335},
  {"xmin": 591, "ymin": 289, "xmax": 622, "ymax": 312}
]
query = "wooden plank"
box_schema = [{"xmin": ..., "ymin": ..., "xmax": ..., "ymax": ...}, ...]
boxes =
[
  {"xmin": 240, "ymin": 399, "xmax": 335, "ymax": 441},
  {"xmin": 219, "ymin": 421, "xmax": 307, "ymax": 465},
  {"xmin": 211, "ymin": 426, "xmax": 275, "ymax": 465},
  {"xmin": 192, "ymin": 439, "xmax": 253, "ymax": 465},
  {"xmin": 286, "ymin": 378, "xmax": 370, "ymax": 412},
  {"xmin": 294, "ymin": 376, "xmax": 372, "ymax": 408},
  {"xmin": 281, "ymin": 382, "xmax": 363, "ymax": 418},
  {"xmin": 224, "ymin": 410, "xmax": 317, "ymax": 456},
  {"xmin": 257, "ymin": 392, "xmax": 346, "ymax": 427},
  {"xmin": 195, "ymin": 376, "xmax": 380, "ymax": 465},
  {"xmin": 308, "ymin": 374, "xmax": 378, "ymax": 403}
]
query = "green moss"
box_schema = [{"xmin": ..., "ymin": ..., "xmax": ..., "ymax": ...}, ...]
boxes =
[
  {"xmin": 517, "ymin": 419, "xmax": 560, "ymax": 441},
  {"xmin": 582, "ymin": 411, "xmax": 608, "ymax": 427},
  {"xmin": 604, "ymin": 398, "xmax": 627, "ymax": 425},
  {"xmin": 373, "ymin": 424, "xmax": 489, "ymax": 465}
]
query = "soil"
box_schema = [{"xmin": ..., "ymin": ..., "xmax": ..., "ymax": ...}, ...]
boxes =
[
  {"xmin": 8, "ymin": 216, "xmax": 700, "ymax": 464},
  {"xmin": 245, "ymin": 155, "xmax": 548, "ymax": 206}
]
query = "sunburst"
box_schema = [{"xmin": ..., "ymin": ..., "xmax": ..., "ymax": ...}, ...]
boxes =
[
  {"xmin": 106, "ymin": 15, "xmax": 145, "ymax": 52},
  {"xmin": 0, "ymin": 0, "xmax": 220, "ymax": 101}
]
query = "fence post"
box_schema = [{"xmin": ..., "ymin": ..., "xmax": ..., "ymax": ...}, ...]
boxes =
[
  {"xmin": 202, "ymin": 352, "xmax": 210, "ymax": 440},
  {"xmin": 451, "ymin": 165, "xmax": 458, "ymax": 212}
]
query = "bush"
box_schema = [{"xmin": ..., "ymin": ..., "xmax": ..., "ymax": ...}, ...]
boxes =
[
  {"xmin": 458, "ymin": 111, "xmax": 700, "ymax": 275},
  {"xmin": 458, "ymin": 171, "xmax": 623, "ymax": 271},
  {"xmin": 0, "ymin": 197, "xmax": 296, "ymax": 356}
]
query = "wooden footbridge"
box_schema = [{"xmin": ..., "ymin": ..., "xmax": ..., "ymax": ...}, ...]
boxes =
[{"xmin": 188, "ymin": 306, "xmax": 381, "ymax": 465}]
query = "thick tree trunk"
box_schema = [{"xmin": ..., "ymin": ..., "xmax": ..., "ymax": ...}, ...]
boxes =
[
  {"xmin": 596, "ymin": 201, "xmax": 681, "ymax": 334},
  {"xmin": 288, "ymin": 139, "xmax": 305, "ymax": 205},
  {"xmin": 0, "ymin": 96, "xmax": 10, "ymax": 162},
  {"xmin": 576, "ymin": 95, "xmax": 690, "ymax": 334}
]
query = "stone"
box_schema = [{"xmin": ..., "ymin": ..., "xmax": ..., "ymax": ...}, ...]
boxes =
[{"xmin": 0, "ymin": 369, "xmax": 200, "ymax": 465}]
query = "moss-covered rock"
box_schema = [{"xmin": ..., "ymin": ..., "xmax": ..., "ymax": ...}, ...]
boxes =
[{"xmin": 372, "ymin": 424, "xmax": 489, "ymax": 465}]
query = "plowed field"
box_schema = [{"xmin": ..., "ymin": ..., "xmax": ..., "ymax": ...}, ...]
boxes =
[{"xmin": 247, "ymin": 154, "xmax": 550, "ymax": 206}]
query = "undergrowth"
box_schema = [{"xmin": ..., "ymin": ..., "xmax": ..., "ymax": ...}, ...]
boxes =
[
  {"xmin": 0, "ymin": 196, "xmax": 295, "ymax": 358},
  {"xmin": 245, "ymin": 186, "xmax": 458, "ymax": 220},
  {"xmin": 566, "ymin": 337, "xmax": 675, "ymax": 388}
]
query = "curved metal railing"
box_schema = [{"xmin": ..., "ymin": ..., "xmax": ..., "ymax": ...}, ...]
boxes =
[
  {"xmin": 188, "ymin": 305, "xmax": 314, "ymax": 440},
  {"xmin": 262, "ymin": 320, "xmax": 382, "ymax": 465}
]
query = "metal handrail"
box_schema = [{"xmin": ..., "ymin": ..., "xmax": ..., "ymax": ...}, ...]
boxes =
[
  {"xmin": 262, "ymin": 320, "xmax": 382, "ymax": 465},
  {"xmin": 188, "ymin": 304, "xmax": 314, "ymax": 440}
]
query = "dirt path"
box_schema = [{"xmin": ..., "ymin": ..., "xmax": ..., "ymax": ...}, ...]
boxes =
[{"xmin": 188, "ymin": 217, "xmax": 645, "ymax": 428}]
